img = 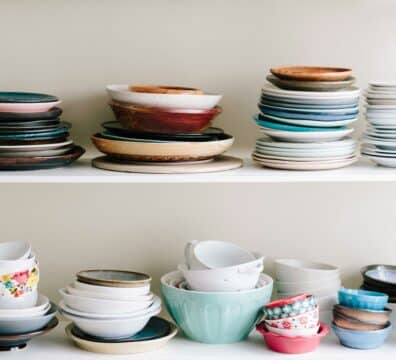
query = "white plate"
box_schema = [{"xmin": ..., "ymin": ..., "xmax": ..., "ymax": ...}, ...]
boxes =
[
  {"xmin": 253, "ymin": 152, "xmax": 357, "ymax": 162},
  {"xmin": 256, "ymin": 138, "xmax": 355, "ymax": 149},
  {"xmin": 106, "ymin": 85, "xmax": 222, "ymax": 110},
  {"xmin": 0, "ymin": 147, "xmax": 72, "ymax": 157},
  {"xmin": 261, "ymin": 85, "xmax": 361, "ymax": 99},
  {"xmin": 367, "ymin": 99, "xmax": 396, "ymax": 105},
  {"xmin": 258, "ymin": 103, "xmax": 359, "ymax": 114},
  {"xmin": 370, "ymin": 81, "xmax": 396, "ymax": 88},
  {"xmin": 0, "ymin": 140, "xmax": 73, "ymax": 152},
  {"xmin": 260, "ymin": 113, "xmax": 358, "ymax": 127},
  {"xmin": 259, "ymin": 127, "xmax": 353, "ymax": 143},
  {"xmin": 365, "ymin": 104, "xmax": 396, "ymax": 110},
  {"xmin": 364, "ymin": 155, "xmax": 396, "ymax": 167},
  {"xmin": 367, "ymin": 119, "xmax": 396, "ymax": 126}
]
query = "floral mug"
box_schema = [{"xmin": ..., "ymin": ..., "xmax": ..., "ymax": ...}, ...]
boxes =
[{"xmin": 0, "ymin": 263, "xmax": 39, "ymax": 298}]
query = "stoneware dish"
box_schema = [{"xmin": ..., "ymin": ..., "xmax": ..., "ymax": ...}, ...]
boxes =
[
  {"xmin": 91, "ymin": 133, "xmax": 234, "ymax": 162},
  {"xmin": 0, "ymin": 303, "xmax": 57, "ymax": 335},
  {"xmin": 276, "ymin": 278, "xmax": 341, "ymax": 294},
  {"xmin": 0, "ymin": 252, "xmax": 36, "ymax": 273},
  {"xmin": 264, "ymin": 306, "xmax": 319, "ymax": 330},
  {"xmin": 0, "ymin": 294, "xmax": 49, "ymax": 318},
  {"xmin": 0, "ymin": 101, "xmax": 61, "ymax": 113},
  {"xmin": 338, "ymin": 288, "xmax": 388, "ymax": 310},
  {"xmin": 0, "ymin": 317, "xmax": 58, "ymax": 351},
  {"xmin": 59, "ymin": 288, "xmax": 153, "ymax": 315},
  {"xmin": 0, "ymin": 92, "xmax": 58, "ymax": 103},
  {"xmin": 263, "ymin": 294, "xmax": 316, "ymax": 320},
  {"xmin": 129, "ymin": 85, "xmax": 204, "ymax": 95},
  {"xmin": 331, "ymin": 322, "xmax": 392, "ymax": 349},
  {"xmin": 265, "ymin": 323, "xmax": 320, "ymax": 337},
  {"xmin": 185, "ymin": 240, "xmax": 255, "ymax": 270},
  {"xmin": 0, "ymin": 240, "xmax": 31, "ymax": 260},
  {"xmin": 277, "ymin": 282, "xmax": 341, "ymax": 299},
  {"xmin": 161, "ymin": 271, "xmax": 273, "ymax": 344},
  {"xmin": 270, "ymin": 67, "xmax": 353, "ymax": 82},
  {"xmin": 333, "ymin": 311, "xmax": 386, "ymax": 331},
  {"xmin": 275, "ymin": 259, "xmax": 340, "ymax": 282},
  {"xmin": 256, "ymin": 322, "xmax": 328, "ymax": 354},
  {"xmin": 0, "ymin": 107, "xmax": 62, "ymax": 121},
  {"xmin": 361, "ymin": 264, "xmax": 396, "ymax": 287},
  {"xmin": 65, "ymin": 319, "xmax": 177, "ymax": 355},
  {"xmin": 76, "ymin": 270, "xmax": 151, "ymax": 288},
  {"xmin": 0, "ymin": 140, "xmax": 73, "ymax": 153},
  {"xmin": 107, "ymin": 85, "xmax": 222, "ymax": 110},
  {"xmin": 110, "ymin": 101, "xmax": 222, "ymax": 134},
  {"xmin": 73, "ymin": 280, "xmax": 150, "ymax": 296},
  {"xmin": 333, "ymin": 304, "xmax": 391, "ymax": 325}
]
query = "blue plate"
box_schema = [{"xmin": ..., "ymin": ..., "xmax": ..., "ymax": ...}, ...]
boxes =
[
  {"xmin": 259, "ymin": 107, "xmax": 358, "ymax": 121},
  {"xmin": 254, "ymin": 115, "xmax": 346, "ymax": 132},
  {"xmin": 0, "ymin": 92, "xmax": 58, "ymax": 103},
  {"xmin": 260, "ymin": 95, "xmax": 359, "ymax": 109},
  {"xmin": 71, "ymin": 317, "xmax": 171, "ymax": 343},
  {"xmin": 0, "ymin": 128, "xmax": 69, "ymax": 140}
]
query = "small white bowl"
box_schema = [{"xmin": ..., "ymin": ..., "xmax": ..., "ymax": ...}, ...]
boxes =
[
  {"xmin": 59, "ymin": 288, "xmax": 154, "ymax": 315},
  {"xmin": 0, "ymin": 253, "xmax": 36, "ymax": 275},
  {"xmin": 60, "ymin": 302, "xmax": 161, "ymax": 338},
  {"xmin": 277, "ymin": 279, "xmax": 341, "ymax": 295},
  {"xmin": 275, "ymin": 259, "xmax": 339, "ymax": 282},
  {"xmin": 0, "ymin": 241, "xmax": 31, "ymax": 261},
  {"xmin": 265, "ymin": 323, "xmax": 320, "ymax": 337},
  {"xmin": 178, "ymin": 253, "xmax": 264, "ymax": 292},
  {"xmin": 277, "ymin": 282, "xmax": 341, "ymax": 299},
  {"xmin": 106, "ymin": 85, "xmax": 222, "ymax": 110},
  {"xmin": 0, "ymin": 294, "xmax": 48, "ymax": 316},
  {"xmin": 58, "ymin": 295, "xmax": 161, "ymax": 319},
  {"xmin": 66, "ymin": 285, "xmax": 153, "ymax": 302},
  {"xmin": 276, "ymin": 276, "xmax": 340, "ymax": 293},
  {"xmin": 73, "ymin": 280, "xmax": 150, "ymax": 296}
]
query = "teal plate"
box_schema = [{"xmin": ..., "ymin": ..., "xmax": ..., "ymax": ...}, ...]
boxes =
[
  {"xmin": 254, "ymin": 115, "xmax": 347, "ymax": 132},
  {"xmin": 71, "ymin": 317, "xmax": 171, "ymax": 343},
  {"xmin": 0, "ymin": 92, "xmax": 58, "ymax": 103},
  {"xmin": 0, "ymin": 128, "xmax": 69, "ymax": 139}
]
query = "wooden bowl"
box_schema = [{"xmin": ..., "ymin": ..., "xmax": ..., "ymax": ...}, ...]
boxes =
[
  {"xmin": 109, "ymin": 101, "xmax": 222, "ymax": 134},
  {"xmin": 129, "ymin": 85, "xmax": 203, "ymax": 95},
  {"xmin": 270, "ymin": 66, "xmax": 352, "ymax": 82},
  {"xmin": 333, "ymin": 305, "xmax": 391, "ymax": 325},
  {"xmin": 333, "ymin": 311, "xmax": 387, "ymax": 331}
]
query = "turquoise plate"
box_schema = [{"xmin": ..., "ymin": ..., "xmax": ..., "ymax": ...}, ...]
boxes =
[
  {"xmin": 254, "ymin": 115, "xmax": 346, "ymax": 132},
  {"xmin": 0, "ymin": 128, "xmax": 69, "ymax": 139},
  {"xmin": 71, "ymin": 317, "xmax": 171, "ymax": 343},
  {"xmin": 0, "ymin": 92, "xmax": 58, "ymax": 103}
]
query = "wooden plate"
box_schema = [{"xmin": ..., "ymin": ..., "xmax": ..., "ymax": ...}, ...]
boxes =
[
  {"xmin": 92, "ymin": 155, "xmax": 243, "ymax": 174},
  {"xmin": 270, "ymin": 66, "xmax": 352, "ymax": 82}
]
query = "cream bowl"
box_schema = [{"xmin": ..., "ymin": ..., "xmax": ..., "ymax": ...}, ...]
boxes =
[
  {"xmin": 0, "ymin": 289, "xmax": 38, "ymax": 310},
  {"xmin": 73, "ymin": 280, "xmax": 150, "ymax": 296},
  {"xmin": 106, "ymin": 85, "xmax": 222, "ymax": 110},
  {"xmin": 277, "ymin": 282, "xmax": 341, "ymax": 298},
  {"xmin": 59, "ymin": 288, "xmax": 154, "ymax": 315},
  {"xmin": 0, "ymin": 253, "xmax": 36, "ymax": 275},
  {"xmin": 276, "ymin": 277, "xmax": 341, "ymax": 293},
  {"xmin": 0, "ymin": 294, "xmax": 49, "ymax": 318},
  {"xmin": 0, "ymin": 241, "xmax": 31, "ymax": 261}
]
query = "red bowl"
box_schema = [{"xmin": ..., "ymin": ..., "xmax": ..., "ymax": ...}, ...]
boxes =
[
  {"xmin": 256, "ymin": 321, "xmax": 329, "ymax": 354},
  {"xmin": 265, "ymin": 294, "xmax": 309, "ymax": 309},
  {"xmin": 109, "ymin": 101, "xmax": 222, "ymax": 134}
]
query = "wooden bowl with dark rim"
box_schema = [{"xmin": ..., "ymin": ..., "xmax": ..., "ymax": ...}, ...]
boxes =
[{"xmin": 270, "ymin": 66, "xmax": 352, "ymax": 82}]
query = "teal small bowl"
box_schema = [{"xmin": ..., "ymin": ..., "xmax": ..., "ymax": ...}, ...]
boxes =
[
  {"xmin": 161, "ymin": 271, "xmax": 273, "ymax": 344},
  {"xmin": 338, "ymin": 288, "xmax": 388, "ymax": 310}
]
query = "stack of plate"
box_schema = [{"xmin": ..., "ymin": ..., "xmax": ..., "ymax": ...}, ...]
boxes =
[
  {"xmin": 91, "ymin": 85, "xmax": 242, "ymax": 174},
  {"xmin": 0, "ymin": 92, "xmax": 84, "ymax": 170},
  {"xmin": 252, "ymin": 66, "xmax": 360, "ymax": 170},
  {"xmin": 362, "ymin": 82, "xmax": 396, "ymax": 167}
]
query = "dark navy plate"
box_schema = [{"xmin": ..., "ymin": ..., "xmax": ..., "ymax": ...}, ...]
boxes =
[
  {"xmin": 259, "ymin": 107, "xmax": 358, "ymax": 121},
  {"xmin": 71, "ymin": 317, "xmax": 171, "ymax": 343},
  {"xmin": 0, "ymin": 92, "xmax": 58, "ymax": 103},
  {"xmin": 0, "ymin": 122, "xmax": 70, "ymax": 135},
  {"xmin": 0, "ymin": 128, "xmax": 69, "ymax": 139},
  {"xmin": 0, "ymin": 107, "xmax": 62, "ymax": 121},
  {"xmin": 102, "ymin": 121, "xmax": 225, "ymax": 142},
  {"xmin": 0, "ymin": 119, "xmax": 60, "ymax": 128}
]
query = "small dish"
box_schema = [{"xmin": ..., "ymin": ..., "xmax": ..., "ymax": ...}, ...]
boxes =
[
  {"xmin": 338, "ymin": 288, "xmax": 388, "ymax": 310},
  {"xmin": 331, "ymin": 321, "xmax": 392, "ymax": 349},
  {"xmin": 256, "ymin": 322, "xmax": 328, "ymax": 354},
  {"xmin": 270, "ymin": 66, "xmax": 353, "ymax": 81},
  {"xmin": 333, "ymin": 304, "xmax": 391, "ymax": 325},
  {"xmin": 0, "ymin": 294, "xmax": 49, "ymax": 318},
  {"xmin": 263, "ymin": 295, "xmax": 316, "ymax": 320},
  {"xmin": 264, "ymin": 306, "xmax": 319, "ymax": 330},
  {"xmin": 361, "ymin": 264, "xmax": 396, "ymax": 287},
  {"xmin": 76, "ymin": 270, "xmax": 151, "ymax": 288},
  {"xmin": 0, "ymin": 107, "xmax": 62, "ymax": 121}
]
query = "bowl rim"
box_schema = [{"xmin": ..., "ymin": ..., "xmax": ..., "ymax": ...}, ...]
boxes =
[
  {"xmin": 76, "ymin": 269, "xmax": 151, "ymax": 288},
  {"xmin": 361, "ymin": 264, "xmax": 396, "ymax": 286},
  {"xmin": 331, "ymin": 321, "xmax": 392, "ymax": 334},
  {"xmin": 264, "ymin": 294, "xmax": 310, "ymax": 309},
  {"xmin": 0, "ymin": 317, "xmax": 58, "ymax": 340},
  {"xmin": 256, "ymin": 321, "xmax": 329, "ymax": 340},
  {"xmin": 338, "ymin": 287, "xmax": 388, "ymax": 300},
  {"xmin": 275, "ymin": 258, "xmax": 339, "ymax": 272},
  {"xmin": 334, "ymin": 303, "xmax": 392, "ymax": 315}
]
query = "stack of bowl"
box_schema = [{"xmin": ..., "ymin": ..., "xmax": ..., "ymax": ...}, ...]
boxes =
[
  {"xmin": 361, "ymin": 264, "xmax": 396, "ymax": 302},
  {"xmin": 0, "ymin": 92, "xmax": 84, "ymax": 170},
  {"xmin": 252, "ymin": 66, "xmax": 360, "ymax": 170},
  {"xmin": 60, "ymin": 270, "xmax": 176, "ymax": 355},
  {"xmin": 332, "ymin": 288, "xmax": 392, "ymax": 349},
  {"xmin": 256, "ymin": 294, "xmax": 329, "ymax": 354},
  {"xmin": 275, "ymin": 259, "xmax": 341, "ymax": 320},
  {"xmin": 161, "ymin": 240, "xmax": 273, "ymax": 343},
  {"xmin": 362, "ymin": 82, "xmax": 396, "ymax": 167},
  {"xmin": 0, "ymin": 240, "xmax": 58, "ymax": 351},
  {"xmin": 91, "ymin": 85, "xmax": 242, "ymax": 174}
]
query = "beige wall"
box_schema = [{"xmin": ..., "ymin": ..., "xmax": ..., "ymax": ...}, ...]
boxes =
[{"xmin": 1, "ymin": 1, "xmax": 396, "ymax": 301}]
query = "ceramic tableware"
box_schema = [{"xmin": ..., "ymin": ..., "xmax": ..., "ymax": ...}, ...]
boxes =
[
  {"xmin": 0, "ymin": 107, "xmax": 62, "ymax": 121},
  {"xmin": 0, "ymin": 101, "xmax": 61, "ymax": 113},
  {"xmin": 264, "ymin": 306, "xmax": 319, "ymax": 329},
  {"xmin": 161, "ymin": 271, "xmax": 273, "ymax": 344},
  {"xmin": 0, "ymin": 140, "xmax": 73, "ymax": 152},
  {"xmin": 270, "ymin": 66, "xmax": 353, "ymax": 81},
  {"xmin": 0, "ymin": 92, "xmax": 58, "ymax": 103},
  {"xmin": 333, "ymin": 304, "xmax": 391, "ymax": 325},
  {"xmin": 76, "ymin": 270, "xmax": 151, "ymax": 288},
  {"xmin": 106, "ymin": 85, "xmax": 222, "ymax": 110},
  {"xmin": 130, "ymin": 85, "xmax": 204, "ymax": 94},
  {"xmin": 361, "ymin": 264, "xmax": 396, "ymax": 288},
  {"xmin": 338, "ymin": 288, "xmax": 388, "ymax": 310},
  {"xmin": 276, "ymin": 277, "xmax": 340, "ymax": 293},
  {"xmin": 0, "ymin": 240, "xmax": 31, "ymax": 260},
  {"xmin": 333, "ymin": 311, "xmax": 387, "ymax": 331},
  {"xmin": 0, "ymin": 294, "xmax": 48, "ymax": 318},
  {"xmin": 263, "ymin": 295, "xmax": 316, "ymax": 319},
  {"xmin": 265, "ymin": 323, "xmax": 320, "ymax": 337},
  {"xmin": 73, "ymin": 280, "xmax": 151, "ymax": 296}
]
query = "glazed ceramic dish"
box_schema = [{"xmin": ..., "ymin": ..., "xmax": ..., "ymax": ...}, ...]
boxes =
[
  {"xmin": 0, "ymin": 240, "xmax": 30, "ymax": 260},
  {"xmin": 76, "ymin": 270, "xmax": 151, "ymax": 288},
  {"xmin": 263, "ymin": 295, "xmax": 316, "ymax": 320},
  {"xmin": 333, "ymin": 311, "xmax": 387, "ymax": 331},
  {"xmin": 73, "ymin": 280, "xmax": 150, "ymax": 296},
  {"xmin": 0, "ymin": 92, "xmax": 58, "ymax": 103},
  {"xmin": 107, "ymin": 85, "xmax": 222, "ymax": 110},
  {"xmin": 0, "ymin": 107, "xmax": 62, "ymax": 121},
  {"xmin": 66, "ymin": 319, "xmax": 177, "ymax": 355},
  {"xmin": 338, "ymin": 288, "xmax": 388, "ymax": 310},
  {"xmin": 0, "ymin": 101, "xmax": 61, "ymax": 113},
  {"xmin": 0, "ymin": 294, "xmax": 49, "ymax": 318},
  {"xmin": 270, "ymin": 66, "xmax": 353, "ymax": 81},
  {"xmin": 91, "ymin": 133, "xmax": 234, "ymax": 162},
  {"xmin": 110, "ymin": 101, "xmax": 222, "ymax": 134},
  {"xmin": 0, "ymin": 140, "xmax": 73, "ymax": 152}
]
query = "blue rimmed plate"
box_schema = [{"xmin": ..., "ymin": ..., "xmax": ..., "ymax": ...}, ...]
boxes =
[{"xmin": 0, "ymin": 92, "xmax": 58, "ymax": 103}]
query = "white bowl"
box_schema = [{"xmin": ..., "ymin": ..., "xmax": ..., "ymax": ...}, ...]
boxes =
[
  {"xmin": 0, "ymin": 241, "xmax": 31, "ymax": 261},
  {"xmin": 316, "ymin": 295, "xmax": 338, "ymax": 311},
  {"xmin": 265, "ymin": 323, "xmax": 320, "ymax": 337},
  {"xmin": 0, "ymin": 253, "xmax": 36, "ymax": 275},
  {"xmin": 277, "ymin": 283, "xmax": 340, "ymax": 299},
  {"xmin": 185, "ymin": 240, "xmax": 256, "ymax": 270},
  {"xmin": 0, "ymin": 294, "xmax": 47, "ymax": 315},
  {"xmin": 73, "ymin": 280, "xmax": 150, "ymax": 296},
  {"xmin": 106, "ymin": 85, "xmax": 222, "ymax": 110},
  {"xmin": 275, "ymin": 259, "xmax": 339, "ymax": 282},
  {"xmin": 59, "ymin": 288, "xmax": 154, "ymax": 315},
  {"xmin": 66, "ymin": 285, "xmax": 153, "ymax": 302},
  {"xmin": 60, "ymin": 302, "xmax": 161, "ymax": 338},
  {"xmin": 277, "ymin": 279, "xmax": 341, "ymax": 294},
  {"xmin": 178, "ymin": 254, "xmax": 264, "ymax": 292},
  {"xmin": 58, "ymin": 295, "xmax": 161, "ymax": 319}
]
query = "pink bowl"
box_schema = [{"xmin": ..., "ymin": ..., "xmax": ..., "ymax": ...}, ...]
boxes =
[
  {"xmin": 0, "ymin": 101, "xmax": 61, "ymax": 113},
  {"xmin": 256, "ymin": 322, "xmax": 329, "ymax": 354}
]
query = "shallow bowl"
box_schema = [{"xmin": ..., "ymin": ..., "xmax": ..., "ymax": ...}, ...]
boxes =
[
  {"xmin": 73, "ymin": 280, "xmax": 150, "ymax": 297},
  {"xmin": 76, "ymin": 270, "xmax": 151, "ymax": 288},
  {"xmin": 334, "ymin": 304, "xmax": 391, "ymax": 325},
  {"xmin": 0, "ymin": 102, "xmax": 61, "ymax": 113},
  {"xmin": 0, "ymin": 294, "xmax": 49, "ymax": 318},
  {"xmin": 333, "ymin": 311, "xmax": 387, "ymax": 331},
  {"xmin": 264, "ymin": 294, "xmax": 316, "ymax": 320},
  {"xmin": 338, "ymin": 288, "xmax": 388, "ymax": 310},
  {"xmin": 276, "ymin": 277, "xmax": 341, "ymax": 293},
  {"xmin": 264, "ymin": 323, "xmax": 320, "ymax": 337}
]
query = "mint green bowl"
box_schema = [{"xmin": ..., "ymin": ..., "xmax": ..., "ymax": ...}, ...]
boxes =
[{"xmin": 161, "ymin": 271, "xmax": 273, "ymax": 344}]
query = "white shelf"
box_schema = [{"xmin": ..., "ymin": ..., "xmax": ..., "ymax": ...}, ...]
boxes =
[
  {"xmin": 11, "ymin": 321, "xmax": 395, "ymax": 360},
  {"xmin": 0, "ymin": 153, "xmax": 395, "ymax": 183}
]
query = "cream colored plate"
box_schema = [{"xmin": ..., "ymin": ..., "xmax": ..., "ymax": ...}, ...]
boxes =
[
  {"xmin": 92, "ymin": 155, "xmax": 243, "ymax": 174},
  {"xmin": 66, "ymin": 322, "xmax": 177, "ymax": 355}
]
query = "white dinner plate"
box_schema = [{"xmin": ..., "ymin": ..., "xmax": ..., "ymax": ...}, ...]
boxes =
[
  {"xmin": 260, "ymin": 113, "xmax": 358, "ymax": 127},
  {"xmin": 364, "ymin": 155, "xmax": 396, "ymax": 167},
  {"xmin": 258, "ymin": 103, "xmax": 359, "ymax": 114},
  {"xmin": 253, "ymin": 152, "xmax": 357, "ymax": 162},
  {"xmin": 261, "ymin": 85, "xmax": 361, "ymax": 99},
  {"xmin": 254, "ymin": 147, "xmax": 356, "ymax": 159},
  {"xmin": 0, "ymin": 140, "xmax": 73, "ymax": 152},
  {"xmin": 256, "ymin": 138, "xmax": 355, "ymax": 149}
]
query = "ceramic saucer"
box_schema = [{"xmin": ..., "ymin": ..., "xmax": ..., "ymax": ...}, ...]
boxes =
[{"xmin": 0, "ymin": 107, "xmax": 62, "ymax": 121}]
